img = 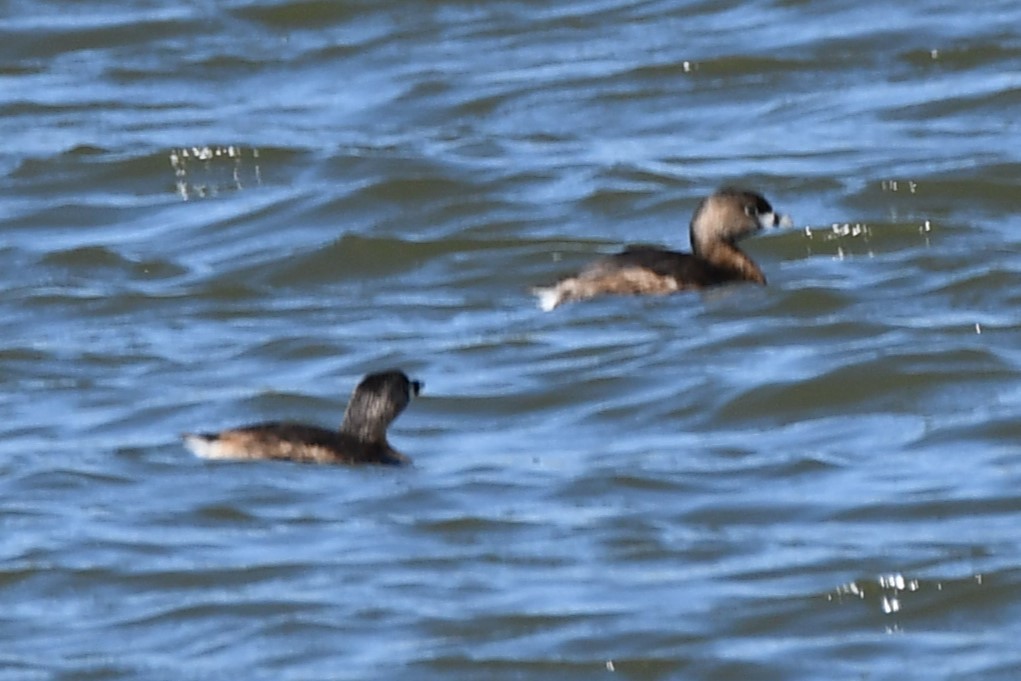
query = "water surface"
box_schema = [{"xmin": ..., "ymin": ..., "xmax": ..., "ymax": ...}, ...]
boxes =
[{"xmin": 3, "ymin": 1, "xmax": 1021, "ymax": 679}]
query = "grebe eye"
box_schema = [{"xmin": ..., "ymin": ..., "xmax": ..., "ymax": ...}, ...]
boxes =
[{"xmin": 744, "ymin": 204, "xmax": 758, "ymax": 217}]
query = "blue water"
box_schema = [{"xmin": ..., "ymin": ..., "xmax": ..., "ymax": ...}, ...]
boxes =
[{"xmin": 3, "ymin": 1, "xmax": 1021, "ymax": 679}]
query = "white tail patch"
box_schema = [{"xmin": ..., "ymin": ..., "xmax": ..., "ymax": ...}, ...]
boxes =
[
  {"xmin": 183, "ymin": 433, "xmax": 233, "ymax": 460},
  {"xmin": 533, "ymin": 286, "xmax": 562, "ymax": 312}
]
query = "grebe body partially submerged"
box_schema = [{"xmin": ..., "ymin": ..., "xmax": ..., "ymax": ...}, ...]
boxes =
[
  {"xmin": 535, "ymin": 188, "xmax": 791, "ymax": 310},
  {"xmin": 183, "ymin": 370, "xmax": 422, "ymax": 465}
]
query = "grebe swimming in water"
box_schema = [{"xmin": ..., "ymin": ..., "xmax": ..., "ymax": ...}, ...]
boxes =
[
  {"xmin": 183, "ymin": 369, "xmax": 422, "ymax": 465},
  {"xmin": 534, "ymin": 188, "xmax": 791, "ymax": 310}
]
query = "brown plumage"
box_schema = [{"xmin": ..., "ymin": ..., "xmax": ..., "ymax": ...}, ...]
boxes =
[
  {"xmin": 182, "ymin": 370, "xmax": 422, "ymax": 465},
  {"xmin": 534, "ymin": 188, "xmax": 790, "ymax": 310}
]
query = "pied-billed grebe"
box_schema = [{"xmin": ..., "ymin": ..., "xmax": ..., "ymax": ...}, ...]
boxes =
[
  {"xmin": 534, "ymin": 188, "xmax": 791, "ymax": 310},
  {"xmin": 182, "ymin": 370, "xmax": 422, "ymax": 465}
]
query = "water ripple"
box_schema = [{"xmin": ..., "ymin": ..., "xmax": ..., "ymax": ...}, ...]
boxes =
[{"xmin": 3, "ymin": 0, "xmax": 1021, "ymax": 679}]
